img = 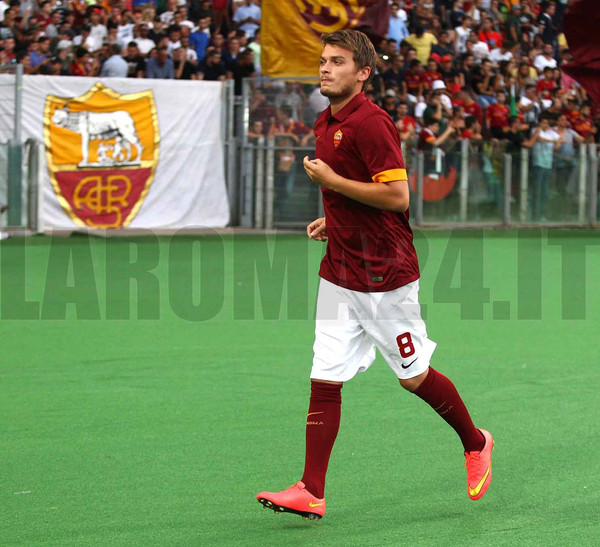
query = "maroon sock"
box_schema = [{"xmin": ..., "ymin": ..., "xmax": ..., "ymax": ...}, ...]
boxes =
[
  {"xmin": 300, "ymin": 380, "xmax": 342, "ymax": 499},
  {"xmin": 413, "ymin": 368, "xmax": 485, "ymax": 452}
]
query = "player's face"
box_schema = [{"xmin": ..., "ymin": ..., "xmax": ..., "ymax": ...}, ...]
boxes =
[{"xmin": 319, "ymin": 44, "xmax": 369, "ymax": 100}]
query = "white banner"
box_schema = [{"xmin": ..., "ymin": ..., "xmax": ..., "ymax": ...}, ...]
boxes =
[{"xmin": 0, "ymin": 75, "xmax": 230, "ymax": 230}]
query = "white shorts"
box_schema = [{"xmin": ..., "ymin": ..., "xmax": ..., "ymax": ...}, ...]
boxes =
[{"xmin": 311, "ymin": 278, "xmax": 436, "ymax": 382}]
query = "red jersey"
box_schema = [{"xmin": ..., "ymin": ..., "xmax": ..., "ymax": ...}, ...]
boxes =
[
  {"xmin": 421, "ymin": 70, "xmax": 443, "ymax": 90},
  {"xmin": 478, "ymin": 30, "xmax": 502, "ymax": 49},
  {"xmin": 314, "ymin": 92, "xmax": 420, "ymax": 292},
  {"xmin": 404, "ymin": 70, "xmax": 421, "ymax": 94},
  {"xmin": 486, "ymin": 104, "xmax": 510, "ymax": 128},
  {"xmin": 458, "ymin": 100, "xmax": 483, "ymax": 125},
  {"xmin": 563, "ymin": 108, "xmax": 580, "ymax": 128},
  {"xmin": 573, "ymin": 116, "xmax": 594, "ymax": 138},
  {"xmin": 398, "ymin": 115, "xmax": 417, "ymax": 133},
  {"xmin": 536, "ymin": 78, "xmax": 555, "ymax": 94}
]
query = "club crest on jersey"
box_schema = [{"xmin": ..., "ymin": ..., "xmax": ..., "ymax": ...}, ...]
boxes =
[{"xmin": 333, "ymin": 130, "xmax": 343, "ymax": 149}]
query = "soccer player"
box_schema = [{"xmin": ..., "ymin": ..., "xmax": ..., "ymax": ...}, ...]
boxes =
[{"xmin": 256, "ymin": 29, "xmax": 493, "ymax": 521}]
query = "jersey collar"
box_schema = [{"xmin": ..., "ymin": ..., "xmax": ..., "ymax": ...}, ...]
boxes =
[{"xmin": 328, "ymin": 91, "xmax": 367, "ymax": 122}]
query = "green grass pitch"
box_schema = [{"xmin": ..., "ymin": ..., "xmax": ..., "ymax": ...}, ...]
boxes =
[{"xmin": 1, "ymin": 230, "xmax": 599, "ymax": 546}]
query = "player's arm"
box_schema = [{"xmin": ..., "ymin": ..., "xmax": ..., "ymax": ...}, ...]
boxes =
[{"xmin": 303, "ymin": 157, "xmax": 409, "ymax": 212}]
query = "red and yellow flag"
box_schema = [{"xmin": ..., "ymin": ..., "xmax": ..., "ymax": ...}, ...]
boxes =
[{"xmin": 262, "ymin": 0, "xmax": 390, "ymax": 78}]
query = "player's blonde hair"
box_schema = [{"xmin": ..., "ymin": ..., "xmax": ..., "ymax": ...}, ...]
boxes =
[{"xmin": 321, "ymin": 29, "xmax": 377, "ymax": 90}]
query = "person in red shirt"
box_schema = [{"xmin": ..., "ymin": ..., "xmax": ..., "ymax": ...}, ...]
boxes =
[
  {"xmin": 562, "ymin": 97, "xmax": 580, "ymax": 127},
  {"xmin": 486, "ymin": 89, "xmax": 510, "ymax": 138},
  {"xmin": 421, "ymin": 58, "xmax": 443, "ymax": 91},
  {"xmin": 257, "ymin": 29, "xmax": 494, "ymax": 522},
  {"xmin": 573, "ymin": 104, "xmax": 598, "ymax": 141},
  {"xmin": 478, "ymin": 17, "xmax": 503, "ymax": 49},
  {"xmin": 536, "ymin": 66, "xmax": 556, "ymax": 95},
  {"xmin": 404, "ymin": 58, "xmax": 424, "ymax": 100},
  {"xmin": 395, "ymin": 101, "xmax": 417, "ymax": 142},
  {"xmin": 456, "ymin": 88, "xmax": 483, "ymax": 125}
]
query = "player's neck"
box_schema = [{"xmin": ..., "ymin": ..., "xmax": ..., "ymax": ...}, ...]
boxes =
[{"xmin": 330, "ymin": 89, "xmax": 362, "ymax": 116}]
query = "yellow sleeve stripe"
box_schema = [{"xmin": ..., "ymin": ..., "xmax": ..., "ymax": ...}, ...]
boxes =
[{"xmin": 372, "ymin": 168, "xmax": 408, "ymax": 183}]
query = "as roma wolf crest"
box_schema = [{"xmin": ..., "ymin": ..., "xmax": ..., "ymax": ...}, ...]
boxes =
[{"xmin": 44, "ymin": 83, "xmax": 159, "ymax": 228}]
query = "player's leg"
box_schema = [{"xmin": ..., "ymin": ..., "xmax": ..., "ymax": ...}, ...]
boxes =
[
  {"xmin": 257, "ymin": 279, "xmax": 376, "ymax": 519},
  {"xmin": 364, "ymin": 280, "xmax": 494, "ymax": 500}
]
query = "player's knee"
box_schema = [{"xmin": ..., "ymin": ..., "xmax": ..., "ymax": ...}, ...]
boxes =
[{"xmin": 399, "ymin": 369, "xmax": 429, "ymax": 392}]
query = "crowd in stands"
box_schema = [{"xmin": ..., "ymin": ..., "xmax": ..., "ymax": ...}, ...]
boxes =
[
  {"xmin": 1, "ymin": 0, "xmax": 597, "ymax": 155},
  {"xmin": 370, "ymin": 0, "xmax": 598, "ymax": 159},
  {"xmin": 0, "ymin": 0, "xmax": 260, "ymax": 89}
]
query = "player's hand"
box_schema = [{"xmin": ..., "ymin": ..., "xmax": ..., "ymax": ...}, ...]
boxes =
[
  {"xmin": 303, "ymin": 156, "xmax": 339, "ymax": 189},
  {"xmin": 307, "ymin": 217, "xmax": 327, "ymax": 241}
]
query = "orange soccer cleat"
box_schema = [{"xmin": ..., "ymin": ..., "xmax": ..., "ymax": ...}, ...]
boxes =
[
  {"xmin": 465, "ymin": 428, "xmax": 494, "ymax": 500},
  {"xmin": 256, "ymin": 481, "xmax": 326, "ymax": 520}
]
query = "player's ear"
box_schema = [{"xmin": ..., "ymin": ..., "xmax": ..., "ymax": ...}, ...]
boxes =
[{"xmin": 357, "ymin": 66, "xmax": 371, "ymax": 84}]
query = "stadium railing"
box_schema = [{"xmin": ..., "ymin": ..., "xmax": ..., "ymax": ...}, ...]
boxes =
[
  {"xmin": 238, "ymin": 76, "xmax": 600, "ymax": 229},
  {"xmin": 0, "ymin": 64, "xmax": 37, "ymax": 234}
]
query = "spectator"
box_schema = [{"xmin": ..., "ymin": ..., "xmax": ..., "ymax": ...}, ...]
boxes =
[
  {"xmin": 431, "ymin": 30, "xmax": 454, "ymax": 58},
  {"xmin": 166, "ymin": 24, "xmax": 182, "ymax": 57},
  {"xmin": 518, "ymin": 84, "xmax": 544, "ymax": 127},
  {"xmin": 526, "ymin": 113, "xmax": 561, "ymax": 221},
  {"xmin": 100, "ymin": 43, "xmax": 129, "ymax": 78},
  {"xmin": 197, "ymin": 47, "xmax": 226, "ymax": 81},
  {"xmin": 537, "ymin": 1, "xmax": 558, "ymax": 47},
  {"xmin": 44, "ymin": 10, "xmax": 62, "ymax": 38},
  {"xmin": 124, "ymin": 42, "xmax": 146, "ymax": 78},
  {"xmin": 173, "ymin": 46, "xmax": 197, "ymax": 80},
  {"xmin": 471, "ymin": 58, "xmax": 497, "ymax": 108},
  {"xmin": 274, "ymin": 82, "xmax": 305, "ymax": 122},
  {"xmin": 382, "ymin": 90, "xmax": 398, "ymax": 120},
  {"xmin": 180, "ymin": 34, "xmax": 198, "ymax": 64},
  {"xmin": 554, "ymin": 112, "xmax": 584, "ymax": 199},
  {"xmin": 514, "ymin": 59, "xmax": 538, "ymax": 97},
  {"xmin": 233, "ymin": 0, "xmax": 261, "ymax": 39},
  {"xmin": 421, "ymin": 58, "xmax": 443, "ymax": 92},
  {"xmin": 146, "ymin": 46, "xmax": 174, "ymax": 79},
  {"xmin": 486, "ymin": 89, "xmax": 510, "ymax": 138},
  {"xmin": 505, "ymin": 4, "xmax": 522, "ymax": 48},
  {"xmin": 212, "ymin": 0, "xmax": 231, "ymax": 35},
  {"xmin": 536, "ymin": 65, "xmax": 556, "ymax": 95},
  {"xmin": 489, "ymin": 42, "xmax": 514, "ymax": 68},
  {"xmin": 478, "ymin": 18, "xmax": 503, "ymax": 50},
  {"xmin": 455, "ymin": 14, "xmax": 472, "ymax": 54},
  {"xmin": 247, "ymin": 28, "xmax": 261, "ymax": 74},
  {"xmin": 418, "ymin": 118, "xmax": 457, "ymax": 174},
  {"xmin": 189, "ymin": 20, "xmax": 211, "ymax": 61},
  {"xmin": 160, "ymin": 0, "xmax": 179, "ymax": 26},
  {"xmin": 69, "ymin": 46, "xmax": 99, "ymax": 77},
  {"xmin": 572, "ymin": 104, "xmax": 598, "ymax": 141},
  {"xmin": 268, "ymin": 105, "xmax": 313, "ymax": 197},
  {"xmin": 87, "ymin": 8, "xmax": 107, "ymax": 52},
  {"xmin": 439, "ymin": 55, "xmax": 460, "ymax": 90},
  {"xmin": 406, "ymin": 24, "xmax": 437, "ymax": 65},
  {"xmin": 227, "ymin": 47, "xmax": 255, "ymax": 95},
  {"xmin": 462, "ymin": 115, "xmax": 483, "ymax": 140},
  {"xmin": 450, "ymin": 0, "xmax": 466, "ymax": 29},
  {"xmin": 456, "ymin": 88, "xmax": 484, "ymax": 125},
  {"xmin": 505, "ymin": 115, "xmax": 528, "ymax": 154},
  {"xmin": 134, "ymin": 24, "xmax": 156, "ymax": 56},
  {"xmin": 395, "ymin": 101, "xmax": 417, "ymax": 141},
  {"xmin": 404, "ymin": 58, "xmax": 424, "ymax": 102},
  {"xmin": 534, "ymin": 42, "xmax": 557, "ymax": 73},
  {"xmin": 388, "ymin": 2, "xmax": 410, "ymax": 47},
  {"xmin": 29, "ymin": 37, "xmax": 51, "ymax": 68},
  {"xmin": 221, "ymin": 36, "xmax": 240, "ymax": 68},
  {"xmin": 383, "ymin": 54, "xmax": 407, "ymax": 98},
  {"xmin": 248, "ymin": 119, "xmax": 265, "ymax": 140}
]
